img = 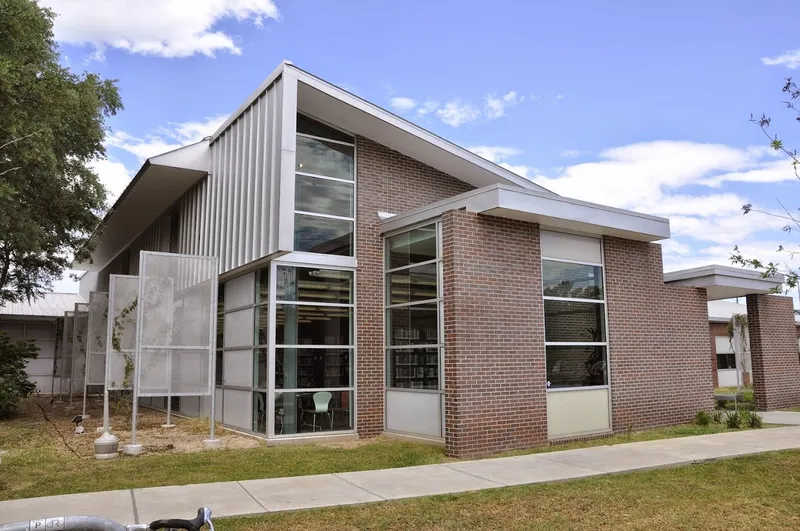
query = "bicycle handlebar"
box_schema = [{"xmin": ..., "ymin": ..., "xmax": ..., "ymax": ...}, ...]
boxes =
[
  {"xmin": 0, "ymin": 507, "xmax": 212, "ymax": 531},
  {"xmin": 149, "ymin": 508, "xmax": 207, "ymax": 531}
]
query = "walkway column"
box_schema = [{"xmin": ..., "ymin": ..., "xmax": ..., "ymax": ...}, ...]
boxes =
[{"xmin": 746, "ymin": 294, "xmax": 800, "ymax": 410}]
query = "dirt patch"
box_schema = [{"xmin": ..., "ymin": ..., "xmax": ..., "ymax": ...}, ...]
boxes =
[{"xmin": 13, "ymin": 396, "xmax": 261, "ymax": 458}]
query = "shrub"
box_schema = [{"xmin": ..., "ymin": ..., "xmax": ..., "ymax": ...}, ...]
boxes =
[
  {"xmin": 0, "ymin": 333, "xmax": 38, "ymax": 419},
  {"xmin": 748, "ymin": 412, "xmax": 763, "ymax": 429},
  {"xmin": 694, "ymin": 410, "xmax": 710, "ymax": 426},
  {"xmin": 725, "ymin": 410, "xmax": 742, "ymax": 429},
  {"xmin": 716, "ymin": 399, "xmax": 728, "ymax": 410},
  {"xmin": 711, "ymin": 410, "xmax": 723, "ymax": 424}
]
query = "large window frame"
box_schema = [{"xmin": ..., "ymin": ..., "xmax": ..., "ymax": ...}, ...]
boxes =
[
  {"xmin": 293, "ymin": 112, "xmax": 357, "ymax": 258},
  {"xmin": 266, "ymin": 259, "xmax": 357, "ymax": 439},
  {"xmin": 384, "ymin": 221, "xmax": 444, "ymax": 394},
  {"xmin": 542, "ymin": 238, "xmax": 611, "ymax": 392}
]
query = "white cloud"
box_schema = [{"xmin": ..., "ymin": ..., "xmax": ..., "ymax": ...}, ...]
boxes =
[
  {"xmin": 561, "ymin": 149, "xmax": 584, "ymax": 158},
  {"xmin": 389, "ymin": 97, "xmax": 417, "ymax": 112},
  {"xmin": 553, "ymin": 94, "xmax": 564, "ymax": 103},
  {"xmin": 107, "ymin": 115, "xmax": 227, "ymax": 161},
  {"xmin": 467, "ymin": 145, "xmax": 522, "ymax": 163},
  {"xmin": 435, "ymin": 100, "xmax": 481, "ymax": 127},
  {"xmin": 41, "ymin": 0, "xmax": 280, "ymax": 59},
  {"xmin": 762, "ymin": 49, "xmax": 800, "ymax": 69},
  {"xmin": 467, "ymin": 145, "xmax": 536, "ymax": 177},
  {"xmin": 91, "ymin": 157, "xmax": 133, "ymax": 204},
  {"xmin": 485, "ymin": 90, "xmax": 522, "ymax": 119},
  {"xmin": 416, "ymin": 100, "xmax": 439, "ymax": 117},
  {"xmin": 530, "ymin": 139, "xmax": 795, "ymax": 266}
]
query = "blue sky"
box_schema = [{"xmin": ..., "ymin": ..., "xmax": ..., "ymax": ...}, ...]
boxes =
[{"xmin": 42, "ymin": 0, "xmax": 800, "ymax": 295}]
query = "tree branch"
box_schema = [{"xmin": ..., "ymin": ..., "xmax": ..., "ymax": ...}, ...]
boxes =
[
  {"xmin": 0, "ymin": 166, "xmax": 21, "ymax": 178},
  {"xmin": 0, "ymin": 129, "xmax": 42, "ymax": 152}
]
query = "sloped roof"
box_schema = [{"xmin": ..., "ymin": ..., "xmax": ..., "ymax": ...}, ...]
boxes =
[{"xmin": 0, "ymin": 293, "xmax": 85, "ymax": 317}]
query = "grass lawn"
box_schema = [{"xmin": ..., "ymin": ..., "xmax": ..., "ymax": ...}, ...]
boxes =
[
  {"xmin": 0, "ymin": 398, "xmax": 771, "ymax": 502},
  {"xmin": 219, "ymin": 450, "xmax": 800, "ymax": 531}
]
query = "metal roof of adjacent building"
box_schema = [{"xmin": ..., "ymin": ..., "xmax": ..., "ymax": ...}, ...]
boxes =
[{"xmin": 0, "ymin": 293, "xmax": 85, "ymax": 317}]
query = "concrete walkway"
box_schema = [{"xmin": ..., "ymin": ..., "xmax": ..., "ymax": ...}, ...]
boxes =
[
  {"xmin": 759, "ymin": 410, "xmax": 800, "ymax": 425},
  {"xmin": 3, "ymin": 426, "xmax": 800, "ymax": 525}
]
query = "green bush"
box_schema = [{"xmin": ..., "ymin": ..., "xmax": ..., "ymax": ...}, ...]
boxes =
[
  {"xmin": 725, "ymin": 410, "xmax": 742, "ymax": 429},
  {"xmin": 748, "ymin": 412, "xmax": 763, "ymax": 429},
  {"xmin": 694, "ymin": 410, "xmax": 710, "ymax": 426},
  {"xmin": 711, "ymin": 410, "xmax": 723, "ymax": 424},
  {"xmin": 0, "ymin": 332, "xmax": 39, "ymax": 418},
  {"xmin": 716, "ymin": 399, "xmax": 728, "ymax": 410}
]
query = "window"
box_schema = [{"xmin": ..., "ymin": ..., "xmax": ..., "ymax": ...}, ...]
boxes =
[
  {"xmin": 385, "ymin": 223, "xmax": 442, "ymax": 390},
  {"xmin": 294, "ymin": 114, "xmax": 355, "ymax": 257},
  {"xmin": 542, "ymin": 232, "xmax": 608, "ymax": 389},
  {"xmin": 717, "ymin": 353, "xmax": 736, "ymax": 370},
  {"xmin": 273, "ymin": 266, "xmax": 355, "ymax": 434}
]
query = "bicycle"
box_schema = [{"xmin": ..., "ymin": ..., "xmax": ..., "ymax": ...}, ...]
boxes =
[{"xmin": 0, "ymin": 507, "xmax": 214, "ymax": 531}]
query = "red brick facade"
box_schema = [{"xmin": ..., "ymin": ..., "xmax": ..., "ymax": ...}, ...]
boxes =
[
  {"xmin": 441, "ymin": 210, "xmax": 547, "ymax": 457},
  {"xmin": 746, "ymin": 294, "xmax": 800, "ymax": 410},
  {"xmin": 603, "ymin": 237, "xmax": 714, "ymax": 430},
  {"xmin": 355, "ymin": 137, "xmax": 473, "ymax": 436}
]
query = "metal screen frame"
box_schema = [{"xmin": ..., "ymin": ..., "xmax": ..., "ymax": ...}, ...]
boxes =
[
  {"xmin": 105, "ymin": 275, "xmax": 139, "ymax": 391},
  {"xmin": 133, "ymin": 252, "xmax": 217, "ymax": 399},
  {"xmin": 69, "ymin": 302, "xmax": 89, "ymax": 403},
  {"xmin": 59, "ymin": 311, "xmax": 75, "ymax": 396},
  {"xmin": 83, "ymin": 292, "xmax": 108, "ymax": 415}
]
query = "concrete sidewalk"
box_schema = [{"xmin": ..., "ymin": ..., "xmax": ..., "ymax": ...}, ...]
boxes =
[
  {"xmin": 759, "ymin": 410, "xmax": 800, "ymax": 425},
  {"xmin": 3, "ymin": 426, "xmax": 800, "ymax": 525}
]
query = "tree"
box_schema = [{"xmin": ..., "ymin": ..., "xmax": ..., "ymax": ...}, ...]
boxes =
[
  {"xmin": 0, "ymin": 0, "xmax": 122, "ymax": 305},
  {"xmin": 0, "ymin": 333, "xmax": 38, "ymax": 418},
  {"xmin": 731, "ymin": 78, "xmax": 800, "ymax": 290}
]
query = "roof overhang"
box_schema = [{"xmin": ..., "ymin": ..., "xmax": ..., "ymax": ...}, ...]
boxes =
[
  {"xmin": 74, "ymin": 141, "xmax": 210, "ymax": 272},
  {"xmin": 665, "ymin": 265, "xmax": 784, "ymax": 300},
  {"xmin": 222, "ymin": 62, "xmax": 553, "ymax": 194},
  {"xmin": 380, "ymin": 183, "xmax": 670, "ymax": 241}
]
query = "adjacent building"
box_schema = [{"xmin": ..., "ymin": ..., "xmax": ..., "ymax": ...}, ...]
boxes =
[{"xmin": 72, "ymin": 62, "xmax": 800, "ymax": 457}]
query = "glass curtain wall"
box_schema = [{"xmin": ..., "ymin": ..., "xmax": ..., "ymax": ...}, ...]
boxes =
[
  {"xmin": 272, "ymin": 265, "xmax": 355, "ymax": 435},
  {"xmin": 385, "ymin": 223, "xmax": 443, "ymax": 391},
  {"xmin": 294, "ymin": 114, "xmax": 355, "ymax": 256}
]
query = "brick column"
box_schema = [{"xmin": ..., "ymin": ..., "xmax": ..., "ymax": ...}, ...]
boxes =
[
  {"xmin": 441, "ymin": 210, "xmax": 547, "ymax": 458},
  {"xmin": 745, "ymin": 294, "xmax": 800, "ymax": 410}
]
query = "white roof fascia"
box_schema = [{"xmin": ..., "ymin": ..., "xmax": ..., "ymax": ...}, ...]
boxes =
[
  {"xmin": 380, "ymin": 184, "xmax": 670, "ymax": 242},
  {"xmin": 287, "ymin": 64, "xmax": 553, "ymax": 194},
  {"xmin": 665, "ymin": 265, "xmax": 785, "ymax": 301},
  {"xmin": 149, "ymin": 140, "xmax": 210, "ymax": 172}
]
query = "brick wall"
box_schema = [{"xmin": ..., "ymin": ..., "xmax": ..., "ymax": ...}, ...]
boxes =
[
  {"xmin": 355, "ymin": 137, "xmax": 474, "ymax": 436},
  {"xmin": 746, "ymin": 294, "xmax": 800, "ymax": 410},
  {"xmin": 441, "ymin": 210, "xmax": 547, "ymax": 457},
  {"xmin": 603, "ymin": 237, "xmax": 713, "ymax": 430}
]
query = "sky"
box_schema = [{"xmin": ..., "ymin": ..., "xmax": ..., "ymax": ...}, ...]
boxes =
[{"xmin": 41, "ymin": 0, "xmax": 800, "ymax": 300}]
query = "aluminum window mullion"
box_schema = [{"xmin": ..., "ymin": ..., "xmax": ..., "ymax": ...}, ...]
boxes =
[
  {"xmin": 385, "ymin": 258, "xmax": 439, "ymax": 274},
  {"xmin": 295, "ymin": 171, "xmax": 355, "ymax": 184},
  {"xmin": 543, "ymin": 296, "xmax": 606, "ymax": 304},
  {"xmin": 386, "ymin": 344, "xmax": 443, "ymax": 350},
  {"xmin": 277, "ymin": 301, "xmax": 355, "ymax": 308},
  {"xmin": 294, "ymin": 210, "xmax": 354, "ymax": 222},
  {"xmin": 545, "ymin": 342, "xmax": 608, "ymax": 347},
  {"xmin": 542, "ymin": 257, "xmax": 604, "ymax": 268},
  {"xmin": 296, "ymin": 132, "xmax": 355, "ymax": 147},
  {"xmin": 276, "ymin": 344, "xmax": 354, "ymax": 349},
  {"xmin": 385, "ymin": 298, "xmax": 440, "ymax": 310}
]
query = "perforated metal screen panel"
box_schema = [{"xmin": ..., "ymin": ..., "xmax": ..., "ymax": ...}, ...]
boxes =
[
  {"xmin": 106, "ymin": 275, "xmax": 138, "ymax": 391},
  {"xmin": 60, "ymin": 312, "xmax": 75, "ymax": 392},
  {"xmin": 86, "ymin": 292, "xmax": 109, "ymax": 386},
  {"xmin": 136, "ymin": 252, "xmax": 217, "ymax": 397},
  {"xmin": 70, "ymin": 303, "xmax": 89, "ymax": 396}
]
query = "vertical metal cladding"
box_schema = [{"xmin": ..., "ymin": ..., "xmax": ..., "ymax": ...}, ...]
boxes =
[{"xmin": 173, "ymin": 74, "xmax": 285, "ymax": 275}]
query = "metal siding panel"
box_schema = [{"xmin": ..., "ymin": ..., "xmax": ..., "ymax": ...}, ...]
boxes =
[
  {"xmin": 277, "ymin": 74, "xmax": 296, "ymax": 252},
  {"xmin": 252, "ymin": 94, "xmax": 264, "ymax": 262},
  {"xmin": 220, "ymin": 131, "xmax": 231, "ymax": 271},
  {"xmin": 268, "ymin": 79, "xmax": 282, "ymax": 255},
  {"xmin": 245, "ymin": 101, "xmax": 256, "ymax": 265}
]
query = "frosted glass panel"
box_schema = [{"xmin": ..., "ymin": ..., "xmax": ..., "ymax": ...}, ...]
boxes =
[{"xmin": 540, "ymin": 230, "xmax": 602, "ymax": 263}]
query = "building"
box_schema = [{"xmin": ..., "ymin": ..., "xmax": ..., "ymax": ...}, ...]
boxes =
[
  {"xmin": 74, "ymin": 62, "xmax": 800, "ymax": 457},
  {"xmin": 0, "ymin": 293, "xmax": 84, "ymax": 394},
  {"xmin": 707, "ymin": 300, "xmax": 800, "ymax": 389}
]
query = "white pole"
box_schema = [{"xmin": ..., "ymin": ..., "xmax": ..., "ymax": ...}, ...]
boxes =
[{"xmin": 204, "ymin": 256, "xmax": 220, "ymax": 448}]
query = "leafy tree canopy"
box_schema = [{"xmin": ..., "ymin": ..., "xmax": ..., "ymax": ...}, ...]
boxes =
[
  {"xmin": 732, "ymin": 78, "xmax": 800, "ymax": 290},
  {"xmin": 0, "ymin": 0, "xmax": 122, "ymax": 305}
]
